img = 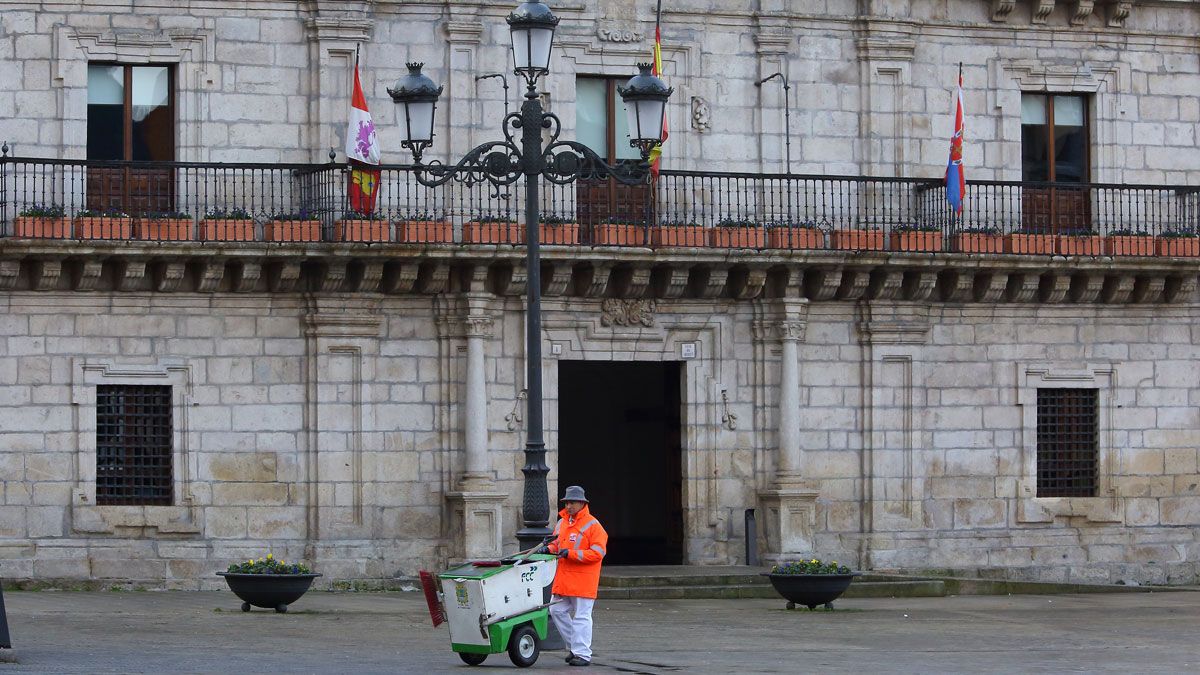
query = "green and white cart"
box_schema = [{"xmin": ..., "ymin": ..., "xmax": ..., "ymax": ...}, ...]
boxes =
[{"xmin": 422, "ymin": 553, "xmax": 558, "ymax": 668}]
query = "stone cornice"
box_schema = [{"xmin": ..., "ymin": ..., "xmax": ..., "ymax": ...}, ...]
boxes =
[
  {"xmin": 0, "ymin": 240, "xmax": 1195, "ymax": 306},
  {"xmin": 305, "ymin": 17, "xmax": 375, "ymax": 43}
]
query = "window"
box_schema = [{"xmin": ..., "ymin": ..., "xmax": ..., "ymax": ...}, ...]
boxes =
[
  {"xmin": 96, "ymin": 384, "xmax": 174, "ymax": 506},
  {"xmin": 86, "ymin": 64, "xmax": 175, "ymax": 213},
  {"xmin": 1021, "ymin": 94, "xmax": 1088, "ymax": 183},
  {"xmin": 1035, "ymin": 388, "xmax": 1098, "ymax": 498},
  {"xmin": 575, "ymin": 77, "xmax": 652, "ymax": 231}
]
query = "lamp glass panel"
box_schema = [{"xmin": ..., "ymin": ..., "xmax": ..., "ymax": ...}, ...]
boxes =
[
  {"xmin": 529, "ymin": 28, "xmax": 554, "ymax": 71},
  {"xmin": 634, "ymin": 100, "xmax": 666, "ymax": 142},
  {"xmin": 614, "ymin": 96, "xmax": 637, "ymax": 160},
  {"xmin": 402, "ymin": 101, "xmax": 436, "ymax": 142}
]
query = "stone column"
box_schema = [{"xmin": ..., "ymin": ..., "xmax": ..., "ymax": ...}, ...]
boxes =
[
  {"xmin": 446, "ymin": 293, "xmax": 507, "ymax": 561},
  {"xmin": 758, "ymin": 298, "xmax": 820, "ymax": 563}
]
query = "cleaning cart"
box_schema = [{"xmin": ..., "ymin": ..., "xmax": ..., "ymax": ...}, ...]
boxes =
[{"xmin": 420, "ymin": 552, "xmax": 558, "ymax": 668}]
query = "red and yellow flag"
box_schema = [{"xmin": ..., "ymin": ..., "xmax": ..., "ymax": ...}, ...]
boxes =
[
  {"xmin": 647, "ymin": 11, "xmax": 667, "ymax": 178},
  {"xmin": 346, "ymin": 52, "xmax": 381, "ymax": 215}
]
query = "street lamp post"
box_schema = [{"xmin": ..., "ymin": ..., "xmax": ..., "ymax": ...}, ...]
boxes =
[{"xmin": 390, "ymin": 0, "xmax": 672, "ymax": 550}]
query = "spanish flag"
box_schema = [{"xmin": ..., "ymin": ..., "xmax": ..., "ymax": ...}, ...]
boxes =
[
  {"xmin": 647, "ymin": 2, "xmax": 667, "ymax": 177},
  {"xmin": 346, "ymin": 51, "xmax": 381, "ymax": 215}
]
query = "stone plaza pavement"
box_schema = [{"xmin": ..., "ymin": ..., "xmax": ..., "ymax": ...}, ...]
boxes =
[{"xmin": 0, "ymin": 590, "xmax": 1197, "ymax": 673}]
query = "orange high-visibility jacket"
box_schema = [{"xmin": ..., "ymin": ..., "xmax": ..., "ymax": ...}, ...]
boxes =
[{"xmin": 547, "ymin": 505, "xmax": 608, "ymax": 599}]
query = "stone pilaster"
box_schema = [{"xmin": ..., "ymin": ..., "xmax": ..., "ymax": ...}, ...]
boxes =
[{"xmin": 305, "ymin": 8, "xmax": 374, "ymax": 162}]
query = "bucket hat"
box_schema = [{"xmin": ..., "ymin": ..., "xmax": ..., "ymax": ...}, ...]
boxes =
[{"xmin": 560, "ymin": 485, "xmax": 588, "ymax": 503}]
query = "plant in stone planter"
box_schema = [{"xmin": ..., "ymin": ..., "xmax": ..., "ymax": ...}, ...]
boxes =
[
  {"xmin": 74, "ymin": 208, "xmax": 133, "ymax": 239},
  {"xmin": 649, "ymin": 219, "xmax": 704, "ymax": 247},
  {"xmin": 888, "ymin": 223, "xmax": 943, "ymax": 252},
  {"xmin": 1055, "ymin": 227, "xmax": 1102, "ymax": 256},
  {"xmin": 266, "ymin": 211, "xmax": 322, "ymax": 242},
  {"xmin": 711, "ymin": 217, "xmax": 766, "ymax": 248},
  {"xmin": 761, "ymin": 558, "xmax": 859, "ymax": 611},
  {"xmin": 538, "ymin": 214, "xmax": 581, "ymax": 245},
  {"xmin": 217, "ymin": 553, "xmax": 321, "ymax": 614},
  {"xmin": 333, "ymin": 210, "xmax": 389, "ymax": 243},
  {"xmin": 1154, "ymin": 227, "xmax": 1199, "ymax": 257},
  {"xmin": 1103, "ymin": 228, "xmax": 1153, "ymax": 257},
  {"xmin": 462, "ymin": 214, "xmax": 520, "ymax": 244},
  {"xmin": 830, "ymin": 225, "xmax": 884, "ymax": 251},
  {"xmin": 201, "ymin": 207, "xmax": 257, "ymax": 242},
  {"xmin": 138, "ymin": 211, "xmax": 194, "ymax": 241},
  {"xmin": 1003, "ymin": 227, "xmax": 1054, "ymax": 254},
  {"xmin": 765, "ymin": 219, "xmax": 825, "ymax": 250},
  {"xmin": 951, "ymin": 225, "xmax": 1002, "ymax": 253},
  {"xmin": 394, "ymin": 211, "xmax": 453, "ymax": 243},
  {"xmin": 14, "ymin": 204, "xmax": 70, "ymax": 238}
]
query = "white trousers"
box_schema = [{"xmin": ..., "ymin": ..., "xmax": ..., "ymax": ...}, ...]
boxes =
[{"xmin": 549, "ymin": 594, "xmax": 595, "ymax": 661}]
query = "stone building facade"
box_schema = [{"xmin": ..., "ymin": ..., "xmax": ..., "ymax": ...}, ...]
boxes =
[{"xmin": 0, "ymin": 0, "xmax": 1198, "ymax": 588}]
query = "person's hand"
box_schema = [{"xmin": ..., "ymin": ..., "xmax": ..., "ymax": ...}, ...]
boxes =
[{"xmin": 557, "ymin": 549, "xmax": 569, "ymax": 559}]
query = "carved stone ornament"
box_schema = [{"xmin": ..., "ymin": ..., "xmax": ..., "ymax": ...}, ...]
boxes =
[
  {"xmin": 596, "ymin": 22, "xmax": 643, "ymax": 43},
  {"xmin": 691, "ymin": 97, "xmax": 711, "ymax": 132},
  {"xmin": 600, "ymin": 298, "xmax": 656, "ymax": 327},
  {"xmin": 1033, "ymin": 0, "xmax": 1056, "ymax": 23},
  {"xmin": 991, "ymin": 0, "xmax": 1017, "ymax": 22}
]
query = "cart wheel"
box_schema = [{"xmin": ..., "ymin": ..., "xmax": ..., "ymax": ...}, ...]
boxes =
[
  {"xmin": 786, "ymin": 601, "xmax": 795, "ymax": 611},
  {"xmin": 508, "ymin": 623, "xmax": 540, "ymax": 668},
  {"xmin": 275, "ymin": 603, "xmax": 288, "ymax": 614},
  {"xmin": 458, "ymin": 652, "xmax": 487, "ymax": 666},
  {"xmin": 241, "ymin": 602, "xmax": 251, "ymax": 613}
]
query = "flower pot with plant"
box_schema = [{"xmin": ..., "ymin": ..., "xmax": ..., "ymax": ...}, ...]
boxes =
[
  {"xmin": 591, "ymin": 219, "xmax": 646, "ymax": 246},
  {"xmin": 761, "ymin": 559, "xmax": 860, "ymax": 611},
  {"xmin": 217, "ymin": 553, "xmax": 321, "ymax": 614},
  {"xmin": 74, "ymin": 209, "xmax": 133, "ymax": 239},
  {"xmin": 830, "ymin": 227, "xmax": 884, "ymax": 251},
  {"xmin": 538, "ymin": 214, "xmax": 580, "ymax": 245},
  {"xmin": 765, "ymin": 220, "xmax": 825, "ymax": 250},
  {"xmin": 1103, "ymin": 229, "xmax": 1153, "ymax": 256},
  {"xmin": 333, "ymin": 211, "xmax": 389, "ymax": 242},
  {"xmin": 889, "ymin": 224, "xmax": 943, "ymax": 252},
  {"xmin": 951, "ymin": 226, "xmax": 1002, "ymax": 253},
  {"xmin": 138, "ymin": 211, "xmax": 194, "ymax": 241},
  {"xmin": 1155, "ymin": 228, "xmax": 1200, "ymax": 257},
  {"xmin": 462, "ymin": 215, "xmax": 520, "ymax": 244},
  {"xmin": 201, "ymin": 208, "xmax": 257, "ymax": 241},
  {"xmin": 266, "ymin": 213, "xmax": 322, "ymax": 242},
  {"xmin": 650, "ymin": 220, "xmax": 705, "ymax": 247},
  {"xmin": 1003, "ymin": 228, "xmax": 1055, "ymax": 254},
  {"xmin": 711, "ymin": 218, "xmax": 765, "ymax": 248},
  {"xmin": 1056, "ymin": 228, "xmax": 1102, "ymax": 256},
  {"xmin": 395, "ymin": 212, "xmax": 453, "ymax": 243},
  {"xmin": 14, "ymin": 204, "xmax": 70, "ymax": 238}
]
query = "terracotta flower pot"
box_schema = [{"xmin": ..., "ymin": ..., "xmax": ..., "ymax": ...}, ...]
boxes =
[
  {"xmin": 265, "ymin": 219, "xmax": 322, "ymax": 242},
  {"xmin": 889, "ymin": 230, "xmax": 943, "ymax": 252},
  {"xmin": 201, "ymin": 219, "xmax": 256, "ymax": 242},
  {"xmin": 951, "ymin": 232, "xmax": 1003, "ymax": 253},
  {"xmin": 711, "ymin": 226, "xmax": 765, "ymax": 248},
  {"xmin": 1003, "ymin": 233, "xmax": 1055, "ymax": 254},
  {"xmin": 13, "ymin": 217, "xmax": 70, "ymax": 238},
  {"xmin": 75, "ymin": 217, "xmax": 133, "ymax": 240},
  {"xmin": 539, "ymin": 223, "xmax": 580, "ymax": 245},
  {"xmin": 333, "ymin": 219, "xmax": 389, "ymax": 242},
  {"xmin": 462, "ymin": 221, "xmax": 520, "ymax": 244},
  {"xmin": 138, "ymin": 218, "xmax": 194, "ymax": 241},
  {"xmin": 395, "ymin": 220, "xmax": 453, "ymax": 243},
  {"xmin": 1103, "ymin": 235, "xmax": 1153, "ymax": 257},
  {"xmin": 651, "ymin": 224, "xmax": 706, "ymax": 247},
  {"xmin": 1154, "ymin": 236, "xmax": 1200, "ymax": 257},
  {"xmin": 830, "ymin": 229, "xmax": 884, "ymax": 251},
  {"xmin": 1056, "ymin": 235, "xmax": 1103, "ymax": 256},
  {"xmin": 766, "ymin": 227, "xmax": 824, "ymax": 250},
  {"xmin": 593, "ymin": 223, "xmax": 646, "ymax": 246}
]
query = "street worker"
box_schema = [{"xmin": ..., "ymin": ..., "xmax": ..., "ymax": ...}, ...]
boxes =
[{"xmin": 547, "ymin": 485, "xmax": 608, "ymax": 667}]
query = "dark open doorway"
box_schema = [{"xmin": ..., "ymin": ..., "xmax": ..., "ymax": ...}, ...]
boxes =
[{"xmin": 558, "ymin": 361, "xmax": 683, "ymax": 565}]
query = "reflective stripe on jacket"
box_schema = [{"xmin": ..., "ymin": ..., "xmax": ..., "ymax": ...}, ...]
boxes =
[{"xmin": 547, "ymin": 504, "xmax": 608, "ymax": 599}]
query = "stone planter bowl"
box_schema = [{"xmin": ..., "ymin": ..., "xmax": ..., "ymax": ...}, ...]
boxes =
[
  {"xmin": 217, "ymin": 572, "xmax": 322, "ymax": 613},
  {"xmin": 761, "ymin": 572, "xmax": 860, "ymax": 610}
]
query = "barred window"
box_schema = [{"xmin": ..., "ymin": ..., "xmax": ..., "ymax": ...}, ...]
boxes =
[
  {"xmin": 1036, "ymin": 388, "xmax": 1098, "ymax": 498},
  {"xmin": 96, "ymin": 385, "xmax": 173, "ymax": 505}
]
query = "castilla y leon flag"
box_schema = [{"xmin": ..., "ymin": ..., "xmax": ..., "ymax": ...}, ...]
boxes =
[
  {"xmin": 346, "ymin": 51, "xmax": 381, "ymax": 215},
  {"xmin": 647, "ymin": 0, "xmax": 667, "ymax": 177},
  {"xmin": 945, "ymin": 63, "xmax": 966, "ymax": 214}
]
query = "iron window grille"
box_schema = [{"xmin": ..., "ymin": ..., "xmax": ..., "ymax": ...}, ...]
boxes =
[
  {"xmin": 1036, "ymin": 388, "xmax": 1098, "ymax": 498},
  {"xmin": 96, "ymin": 384, "xmax": 173, "ymax": 505}
]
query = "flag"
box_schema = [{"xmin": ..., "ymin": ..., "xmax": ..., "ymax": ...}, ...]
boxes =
[
  {"xmin": 646, "ymin": 2, "xmax": 667, "ymax": 178},
  {"xmin": 945, "ymin": 65, "xmax": 966, "ymax": 214},
  {"xmin": 346, "ymin": 52, "xmax": 381, "ymax": 215}
]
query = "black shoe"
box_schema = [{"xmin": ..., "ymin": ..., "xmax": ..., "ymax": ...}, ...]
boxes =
[
  {"xmin": 567, "ymin": 656, "xmax": 590, "ymax": 667},
  {"xmin": 565, "ymin": 653, "xmax": 575, "ymax": 663}
]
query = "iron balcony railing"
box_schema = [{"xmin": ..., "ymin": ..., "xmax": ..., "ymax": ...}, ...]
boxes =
[{"xmin": 1, "ymin": 156, "xmax": 1197, "ymax": 255}]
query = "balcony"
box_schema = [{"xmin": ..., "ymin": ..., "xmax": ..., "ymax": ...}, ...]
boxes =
[{"xmin": 1, "ymin": 156, "xmax": 1197, "ymax": 304}]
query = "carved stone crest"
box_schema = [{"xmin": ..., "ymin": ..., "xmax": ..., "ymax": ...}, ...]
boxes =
[
  {"xmin": 600, "ymin": 298, "xmax": 656, "ymax": 327},
  {"xmin": 691, "ymin": 97, "xmax": 711, "ymax": 132}
]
